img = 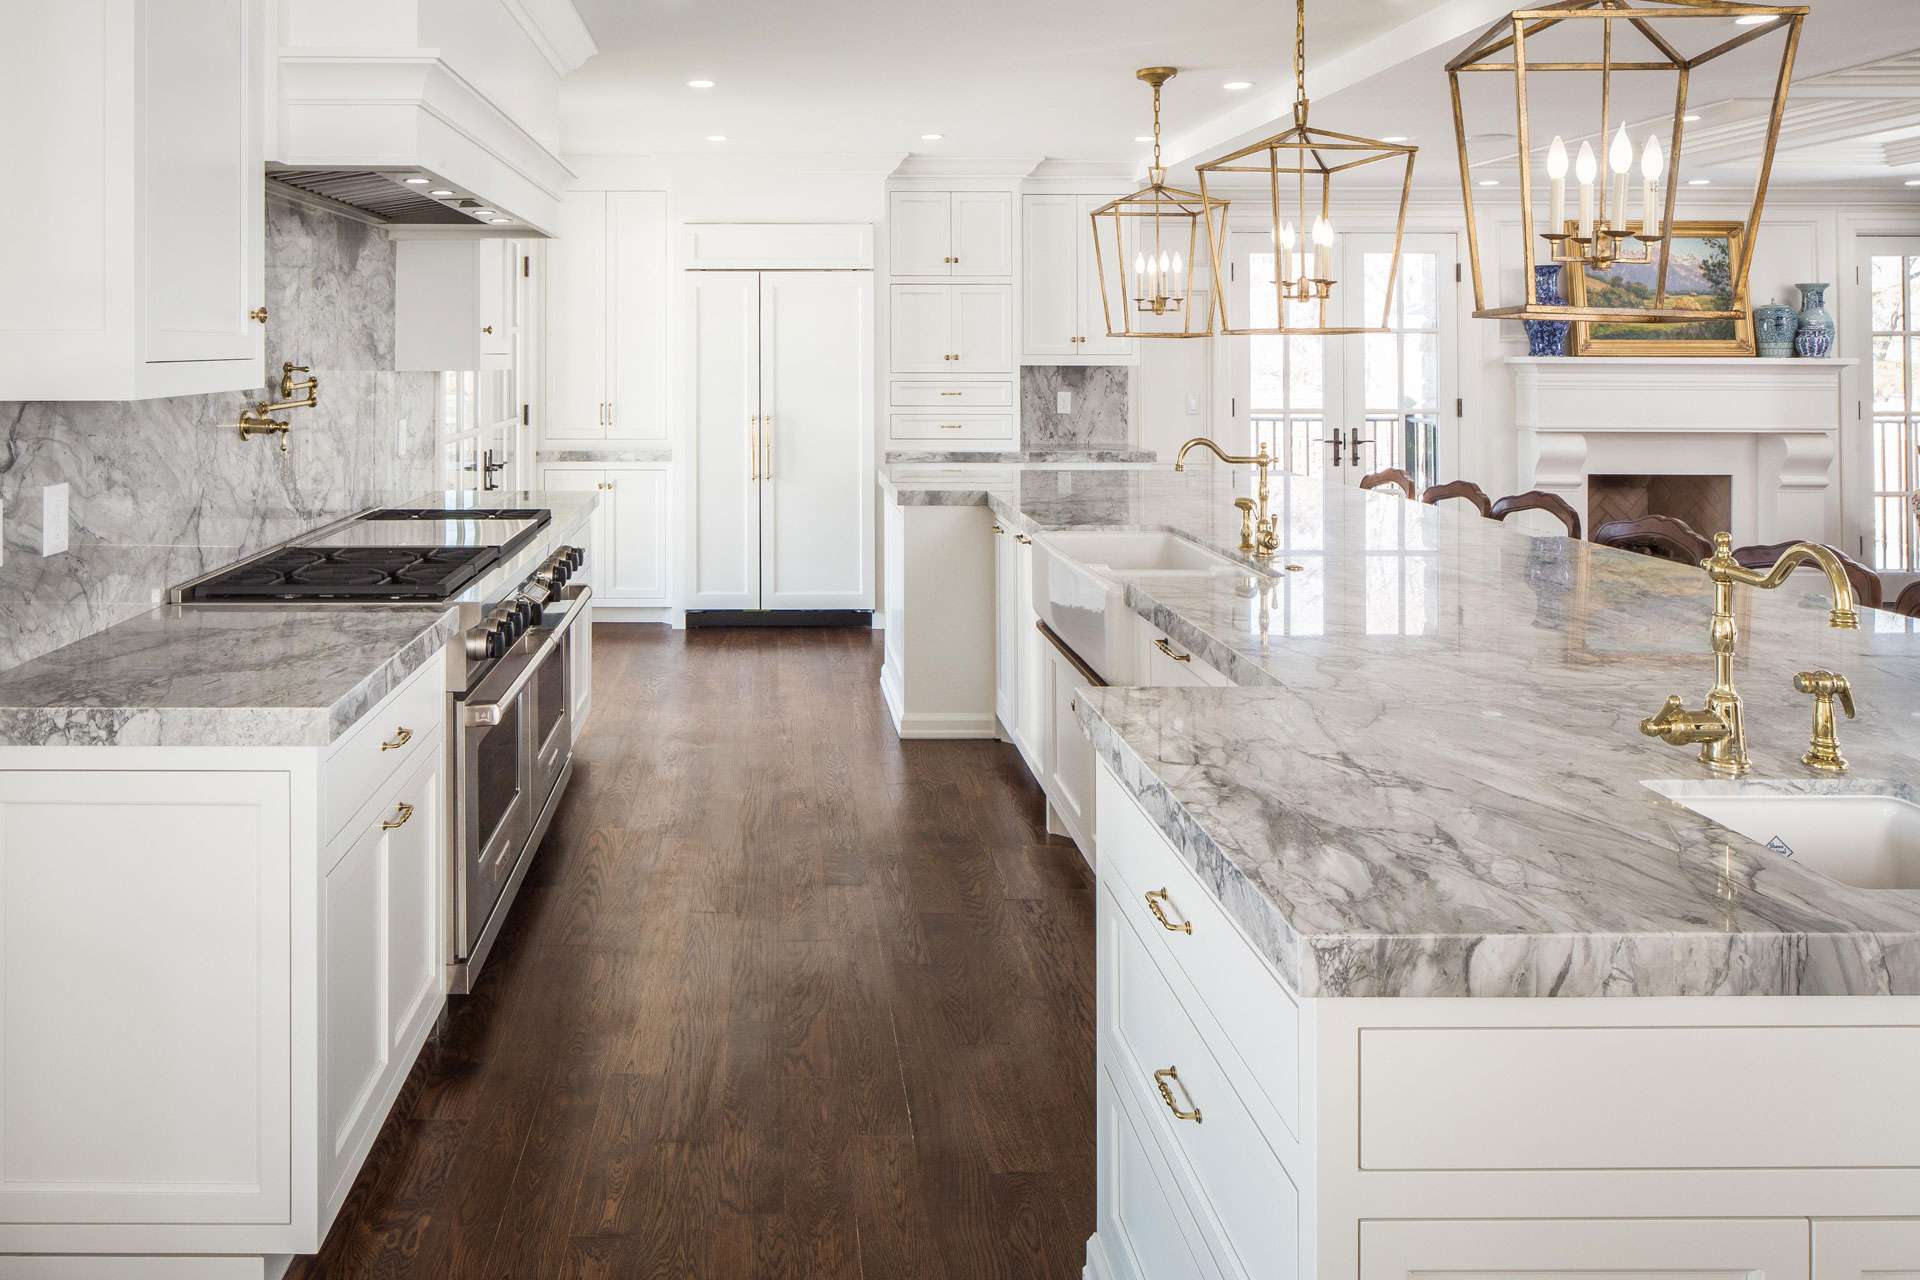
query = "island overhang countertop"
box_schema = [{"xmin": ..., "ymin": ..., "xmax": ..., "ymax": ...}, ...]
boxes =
[{"xmin": 880, "ymin": 463, "xmax": 1920, "ymax": 998}]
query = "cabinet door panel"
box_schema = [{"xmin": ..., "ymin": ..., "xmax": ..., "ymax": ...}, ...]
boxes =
[
  {"xmin": 1361, "ymin": 1219, "xmax": 1810, "ymax": 1280},
  {"xmin": 952, "ymin": 285, "xmax": 1013, "ymax": 372},
  {"xmin": 477, "ymin": 238, "xmax": 513, "ymax": 359},
  {"xmin": 951, "ymin": 191, "xmax": 1013, "ymax": 276},
  {"xmin": 140, "ymin": 0, "xmax": 262, "ymax": 366},
  {"xmin": 1814, "ymin": 1220, "xmax": 1920, "ymax": 1279},
  {"xmin": 605, "ymin": 466, "xmax": 670, "ymax": 605},
  {"xmin": 889, "ymin": 284, "xmax": 954, "ymax": 373},
  {"xmin": 760, "ymin": 273, "xmax": 872, "ymax": 610},
  {"xmin": 607, "ymin": 191, "xmax": 668, "ymax": 440},
  {"xmin": 1098, "ymin": 1067, "xmax": 1218, "ymax": 1280},
  {"xmin": 889, "ymin": 191, "xmax": 952, "ymax": 276},
  {"xmin": 1046, "ymin": 644, "xmax": 1096, "ymax": 850},
  {"xmin": 687, "ymin": 273, "xmax": 761, "ymax": 609},
  {"xmin": 1078, "ymin": 194, "xmax": 1136, "ymax": 358},
  {"xmin": 1022, "ymin": 195, "xmax": 1080, "ymax": 358},
  {"xmin": 995, "ymin": 528, "xmax": 1019, "ymax": 738},
  {"xmin": 545, "ymin": 193, "xmax": 609, "ymax": 439}
]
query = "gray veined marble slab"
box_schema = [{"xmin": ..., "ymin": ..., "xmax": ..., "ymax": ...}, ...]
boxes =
[
  {"xmin": 537, "ymin": 447, "xmax": 674, "ymax": 463},
  {"xmin": 884, "ymin": 449, "xmax": 1156, "ymax": 465}
]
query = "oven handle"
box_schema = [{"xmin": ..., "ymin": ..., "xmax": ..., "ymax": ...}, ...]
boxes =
[{"xmin": 463, "ymin": 585, "xmax": 592, "ymax": 727}]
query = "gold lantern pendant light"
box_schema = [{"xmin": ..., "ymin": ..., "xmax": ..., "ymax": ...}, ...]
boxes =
[
  {"xmin": 1196, "ymin": 0, "xmax": 1418, "ymax": 337},
  {"xmin": 1446, "ymin": 0, "xmax": 1808, "ymax": 326},
  {"xmin": 1089, "ymin": 68, "xmax": 1229, "ymax": 340}
]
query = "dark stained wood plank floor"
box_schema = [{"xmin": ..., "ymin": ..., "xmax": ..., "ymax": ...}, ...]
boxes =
[{"xmin": 287, "ymin": 625, "xmax": 1096, "ymax": 1280}]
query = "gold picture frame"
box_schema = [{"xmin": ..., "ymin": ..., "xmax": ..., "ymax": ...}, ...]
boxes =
[{"xmin": 1566, "ymin": 221, "xmax": 1754, "ymax": 357}]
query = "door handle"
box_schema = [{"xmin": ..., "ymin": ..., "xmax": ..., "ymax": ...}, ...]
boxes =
[
  {"xmin": 1350, "ymin": 434, "xmax": 1375, "ymax": 467},
  {"xmin": 1324, "ymin": 427, "xmax": 1347, "ymax": 467}
]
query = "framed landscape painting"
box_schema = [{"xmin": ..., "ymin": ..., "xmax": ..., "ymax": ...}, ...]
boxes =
[{"xmin": 1566, "ymin": 220, "xmax": 1754, "ymax": 356}]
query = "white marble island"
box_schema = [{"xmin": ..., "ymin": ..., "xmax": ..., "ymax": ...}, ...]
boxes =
[{"xmin": 883, "ymin": 463, "xmax": 1920, "ymax": 1280}]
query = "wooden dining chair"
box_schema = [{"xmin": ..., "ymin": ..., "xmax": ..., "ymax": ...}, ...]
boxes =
[
  {"xmin": 1732, "ymin": 541, "xmax": 1884, "ymax": 611},
  {"xmin": 1419, "ymin": 480, "xmax": 1494, "ymax": 518},
  {"xmin": 1591, "ymin": 515, "xmax": 1714, "ymax": 565},
  {"xmin": 1490, "ymin": 490, "xmax": 1581, "ymax": 538},
  {"xmin": 1359, "ymin": 467, "xmax": 1414, "ymax": 499},
  {"xmin": 1894, "ymin": 581, "xmax": 1920, "ymax": 618}
]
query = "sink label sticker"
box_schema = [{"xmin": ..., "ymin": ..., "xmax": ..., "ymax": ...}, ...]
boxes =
[{"xmin": 1765, "ymin": 835, "xmax": 1795, "ymax": 859}]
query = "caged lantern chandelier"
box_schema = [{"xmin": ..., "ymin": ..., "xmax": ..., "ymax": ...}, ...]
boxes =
[
  {"xmin": 1089, "ymin": 68, "xmax": 1229, "ymax": 340},
  {"xmin": 1196, "ymin": 0, "xmax": 1418, "ymax": 337},
  {"xmin": 1447, "ymin": 0, "xmax": 1807, "ymax": 325}
]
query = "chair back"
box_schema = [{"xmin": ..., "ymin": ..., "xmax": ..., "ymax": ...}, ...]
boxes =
[
  {"xmin": 1359, "ymin": 468, "xmax": 1414, "ymax": 499},
  {"xmin": 1419, "ymin": 480, "xmax": 1494, "ymax": 518},
  {"xmin": 1592, "ymin": 515, "xmax": 1714, "ymax": 565},
  {"xmin": 1490, "ymin": 491, "xmax": 1581, "ymax": 538}
]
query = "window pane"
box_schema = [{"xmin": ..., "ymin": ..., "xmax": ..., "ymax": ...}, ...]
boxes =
[
  {"xmin": 1364, "ymin": 332, "xmax": 1397, "ymax": 411},
  {"xmin": 1249, "ymin": 251, "xmax": 1278, "ymax": 327},
  {"xmin": 1363, "ymin": 252, "xmax": 1396, "ymax": 327},
  {"xmin": 1405, "ymin": 332, "xmax": 1439, "ymax": 411},
  {"xmin": 1250, "ymin": 336, "xmax": 1285, "ymax": 408},
  {"xmin": 1872, "ymin": 255, "xmax": 1904, "ymax": 331},
  {"xmin": 1400, "ymin": 253, "xmax": 1439, "ymax": 330},
  {"xmin": 1873, "ymin": 336, "xmax": 1904, "ymax": 412},
  {"xmin": 1287, "ymin": 336, "xmax": 1323, "ymax": 409}
]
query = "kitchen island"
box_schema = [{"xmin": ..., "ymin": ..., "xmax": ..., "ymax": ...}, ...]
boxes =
[{"xmin": 882, "ymin": 462, "xmax": 1920, "ymax": 1280}]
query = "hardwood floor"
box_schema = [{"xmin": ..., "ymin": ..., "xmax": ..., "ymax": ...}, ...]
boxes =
[{"xmin": 287, "ymin": 625, "xmax": 1097, "ymax": 1279}]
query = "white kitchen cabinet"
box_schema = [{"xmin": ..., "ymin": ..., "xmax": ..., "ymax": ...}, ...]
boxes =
[
  {"xmin": 543, "ymin": 190, "xmax": 667, "ymax": 441},
  {"xmin": 1021, "ymin": 193, "xmax": 1134, "ymax": 364},
  {"xmin": 1096, "ymin": 1066, "xmax": 1221, "ymax": 1280},
  {"xmin": 888, "ymin": 190, "xmax": 1012, "ymax": 277},
  {"xmin": 1360, "ymin": 1219, "xmax": 1811, "ymax": 1280},
  {"xmin": 889, "ymin": 283, "xmax": 1012, "ymax": 374},
  {"xmin": 888, "ymin": 413, "xmax": 1014, "ymax": 442},
  {"xmin": 539, "ymin": 470, "xmax": 600, "ymax": 722},
  {"xmin": 539, "ymin": 464, "xmax": 670, "ymax": 608},
  {"xmin": 1814, "ymin": 1220, "xmax": 1920, "ymax": 1278},
  {"xmin": 994, "ymin": 522, "xmax": 1020, "ymax": 740},
  {"xmin": 1015, "ymin": 533, "xmax": 1047, "ymax": 775},
  {"xmin": 1043, "ymin": 636, "xmax": 1097, "ymax": 856},
  {"xmin": 686, "ymin": 272, "xmax": 874, "ymax": 612},
  {"xmin": 394, "ymin": 237, "xmax": 522, "ymax": 371},
  {"xmin": 0, "ymin": 0, "xmax": 266, "ymax": 400}
]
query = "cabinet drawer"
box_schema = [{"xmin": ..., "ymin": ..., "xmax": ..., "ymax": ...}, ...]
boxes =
[
  {"xmin": 1361, "ymin": 1218, "xmax": 1811, "ymax": 1280},
  {"xmin": 890, "ymin": 413, "xmax": 1014, "ymax": 441},
  {"xmin": 1098, "ymin": 1064, "xmax": 1222, "ymax": 1280},
  {"xmin": 1098, "ymin": 766, "xmax": 1300, "ymax": 1141},
  {"xmin": 888, "ymin": 380, "xmax": 1013, "ymax": 409},
  {"xmin": 323, "ymin": 657, "xmax": 445, "ymax": 843},
  {"xmin": 1101, "ymin": 880, "xmax": 1301, "ymax": 1280},
  {"xmin": 1139, "ymin": 623, "xmax": 1232, "ymax": 687}
]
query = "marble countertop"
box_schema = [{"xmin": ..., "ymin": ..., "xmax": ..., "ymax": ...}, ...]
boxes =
[
  {"xmin": 0, "ymin": 490, "xmax": 597, "ymax": 749},
  {"xmin": 886, "ymin": 462, "xmax": 1920, "ymax": 998},
  {"xmin": 883, "ymin": 448, "xmax": 1157, "ymax": 465}
]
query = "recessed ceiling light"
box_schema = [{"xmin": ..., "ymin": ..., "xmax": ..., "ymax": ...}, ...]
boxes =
[
  {"xmin": 921, "ymin": 133, "xmax": 944, "ymax": 141},
  {"xmin": 1733, "ymin": 13, "xmax": 1777, "ymax": 24},
  {"xmin": 1682, "ymin": 114, "xmax": 1702, "ymax": 122},
  {"xmin": 1478, "ymin": 178, "xmax": 1501, "ymax": 187},
  {"xmin": 1906, "ymin": 178, "xmax": 1920, "ymax": 187},
  {"xmin": 1223, "ymin": 80, "xmax": 1252, "ymax": 91},
  {"xmin": 1688, "ymin": 177, "xmax": 1712, "ymax": 185},
  {"xmin": 403, "ymin": 176, "xmax": 429, "ymax": 185},
  {"xmin": 429, "ymin": 189, "xmax": 455, "ymax": 197},
  {"xmin": 706, "ymin": 134, "xmax": 728, "ymax": 142},
  {"xmin": 489, "ymin": 217, "xmax": 511, "ymax": 224},
  {"xmin": 687, "ymin": 79, "xmax": 715, "ymax": 88},
  {"xmin": 1382, "ymin": 135, "xmax": 1410, "ymax": 143}
]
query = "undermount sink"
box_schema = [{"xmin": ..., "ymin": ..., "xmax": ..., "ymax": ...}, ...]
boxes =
[
  {"xmin": 1039, "ymin": 529, "xmax": 1248, "ymax": 575},
  {"xmin": 1653, "ymin": 786, "xmax": 1920, "ymax": 890}
]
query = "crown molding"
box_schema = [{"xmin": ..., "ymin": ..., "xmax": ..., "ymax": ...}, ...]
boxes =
[{"xmin": 497, "ymin": 0, "xmax": 598, "ymax": 77}]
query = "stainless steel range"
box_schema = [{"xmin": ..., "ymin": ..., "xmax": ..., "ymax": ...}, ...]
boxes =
[{"xmin": 177, "ymin": 503, "xmax": 591, "ymax": 993}]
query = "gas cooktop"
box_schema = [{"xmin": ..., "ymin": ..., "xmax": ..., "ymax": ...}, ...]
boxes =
[{"xmin": 182, "ymin": 546, "xmax": 503, "ymax": 602}]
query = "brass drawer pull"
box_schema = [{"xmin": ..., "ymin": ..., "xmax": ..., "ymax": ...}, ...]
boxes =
[
  {"xmin": 1014, "ymin": 534, "xmax": 1032, "ymax": 545},
  {"xmin": 381, "ymin": 801, "xmax": 415, "ymax": 831},
  {"xmin": 1143, "ymin": 888, "xmax": 1192, "ymax": 935},
  {"xmin": 1153, "ymin": 1066, "xmax": 1202, "ymax": 1123},
  {"xmin": 1153, "ymin": 637, "xmax": 1192, "ymax": 664},
  {"xmin": 940, "ymin": 390, "xmax": 963, "ymax": 396},
  {"xmin": 380, "ymin": 727, "xmax": 413, "ymax": 751}
]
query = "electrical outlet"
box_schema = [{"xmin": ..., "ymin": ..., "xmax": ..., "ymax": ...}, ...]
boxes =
[
  {"xmin": 42, "ymin": 483, "xmax": 68, "ymax": 557},
  {"xmin": 1056, "ymin": 390, "xmax": 1072, "ymax": 414}
]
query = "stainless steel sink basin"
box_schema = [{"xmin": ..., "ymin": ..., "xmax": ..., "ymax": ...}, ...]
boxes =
[{"xmin": 1651, "ymin": 785, "xmax": 1920, "ymax": 890}]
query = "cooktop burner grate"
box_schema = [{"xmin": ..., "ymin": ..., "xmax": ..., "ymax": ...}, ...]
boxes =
[{"xmin": 184, "ymin": 545, "xmax": 502, "ymax": 602}]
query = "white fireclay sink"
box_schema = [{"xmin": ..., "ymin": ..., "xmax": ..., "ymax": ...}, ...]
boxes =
[
  {"xmin": 1651, "ymin": 785, "xmax": 1920, "ymax": 891},
  {"xmin": 1039, "ymin": 530, "xmax": 1248, "ymax": 575}
]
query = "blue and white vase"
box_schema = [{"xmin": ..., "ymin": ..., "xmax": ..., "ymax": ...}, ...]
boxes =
[
  {"xmin": 1753, "ymin": 303, "xmax": 1798, "ymax": 358},
  {"xmin": 1794, "ymin": 282, "xmax": 1835, "ymax": 358},
  {"xmin": 1523, "ymin": 265, "xmax": 1570, "ymax": 357}
]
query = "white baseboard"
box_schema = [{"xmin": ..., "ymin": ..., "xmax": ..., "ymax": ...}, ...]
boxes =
[
  {"xmin": 596, "ymin": 606, "xmax": 673, "ymax": 625},
  {"xmin": 878, "ymin": 665, "xmax": 996, "ymax": 739},
  {"xmin": 1083, "ymin": 1233, "xmax": 1116, "ymax": 1280}
]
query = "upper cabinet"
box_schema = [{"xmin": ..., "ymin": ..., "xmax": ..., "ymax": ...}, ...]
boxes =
[
  {"xmin": 1021, "ymin": 194, "xmax": 1135, "ymax": 364},
  {"xmin": 890, "ymin": 285, "xmax": 1013, "ymax": 374},
  {"xmin": 394, "ymin": 238, "xmax": 522, "ymax": 372},
  {"xmin": 544, "ymin": 190, "xmax": 668, "ymax": 442},
  {"xmin": 0, "ymin": 0, "xmax": 266, "ymax": 401},
  {"xmin": 889, "ymin": 191, "xmax": 1013, "ymax": 278}
]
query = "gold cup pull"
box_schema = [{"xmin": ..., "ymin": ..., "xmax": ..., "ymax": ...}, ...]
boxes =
[
  {"xmin": 381, "ymin": 801, "xmax": 416, "ymax": 831},
  {"xmin": 1143, "ymin": 888, "xmax": 1192, "ymax": 934},
  {"xmin": 379, "ymin": 726, "xmax": 413, "ymax": 752},
  {"xmin": 1153, "ymin": 637, "xmax": 1192, "ymax": 664},
  {"xmin": 1153, "ymin": 1066, "xmax": 1202, "ymax": 1123}
]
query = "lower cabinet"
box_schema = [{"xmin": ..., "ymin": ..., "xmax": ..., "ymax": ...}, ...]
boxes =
[
  {"xmin": 1814, "ymin": 1220, "xmax": 1920, "ymax": 1278},
  {"xmin": 1015, "ymin": 533, "xmax": 1047, "ymax": 771},
  {"xmin": 994, "ymin": 521, "xmax": 1020, "ymax": 740},
  {"xmin": 1043, "ymin": 637, "xmax": 1097, "ymax": 855},
  {"xmin": 1096, "ymin": 1065, "xmax": 1220, "ymax": 1280},
  {"xmin": 1361, "ymin": 1219, "xmax": 1811, "ymax": 1280},
  {"xmin": 539, "ymin": 463, "xmax": 671, "ymax": 607}
]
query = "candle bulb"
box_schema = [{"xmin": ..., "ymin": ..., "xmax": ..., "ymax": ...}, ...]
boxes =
[
  {"xmin": 1608, "ymin": 124, "xmax": 1632, "ymax": 233},
  {"xmin": 1171, "ymin": 251, "xmax": 1184, "ymax": 300},
  {"xmin": 1641, "ymin": 136, "xmax": 1664, "ymax": 238},
  {"xmin": 1279, "ymin": 221, "xmax": 1297, "ymax": 287},
  {"xmin": 1575, "ymin": 141, "xmax": 1597, "ymax": 241},
  {"xmin": 1157, "ymin": 251, "xmax": 1170, "ymax": 300},
  {"xmin": 1311, "ymin": 215, "xmax": 1333, "ymax": 281},
  {"xmin": 1546, "ymin": 135, "xmax": 1568, "ymax": 237},
  {"xmin": 1133, "ymin": 252, "xmax": 1145, "ymax": 300}
]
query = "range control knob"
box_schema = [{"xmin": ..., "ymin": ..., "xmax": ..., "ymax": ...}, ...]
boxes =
[
  {"xmin": 512, "ymin": 595, "xmax": 542, "ymax": 630},
  {"xmin": 487, "ymin": 607, "xmax": 522, "ymax": 646},
  {"xmin": 568, "ymin": 546, "xmax": 585, "ymax": 571},
  {"xmin": 466, "ymin": 623, "xmax": 506, "ymax": 661}
]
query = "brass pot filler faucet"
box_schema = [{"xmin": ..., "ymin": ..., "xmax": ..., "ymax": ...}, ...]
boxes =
[
  {"xmin": 238, "ymin": 362, "xmax": 320, "ymax": 451},
  {"xmin": 1639, "ymin": 533, "xmax": 1861, "ymax": 776},
  {"xmin": 1174, "ymin": 437, "xmax": 1278, "ymax": 559}
]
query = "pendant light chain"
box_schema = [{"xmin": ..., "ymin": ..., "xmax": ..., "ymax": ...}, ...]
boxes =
[
  {"xmin": 1294, "ymin": 0, "xmax": 1308, "ymax": 108},
  {"xmin": 1151, "ymin": 78, "xmax": 1163, "ymax": 174}
]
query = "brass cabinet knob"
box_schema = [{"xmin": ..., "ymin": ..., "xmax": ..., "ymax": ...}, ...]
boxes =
[
  {"xmin": 482, "ymin": 325, "xmax": 494, "ymax": 334},
  {"xmin": 249, "ymin": 306, "xmax": 269, "ymax": 323}
]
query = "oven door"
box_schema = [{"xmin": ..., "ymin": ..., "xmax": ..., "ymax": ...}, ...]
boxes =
[{"xmin": 531, "ymin": 591, "xmax": 578, "ymax": 807}]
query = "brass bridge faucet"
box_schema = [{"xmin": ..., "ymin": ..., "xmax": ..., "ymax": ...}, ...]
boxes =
[
  {"xmin": 239, "ymin": 362, "xmax": 321, "ymax": 452},
  {"xmin": 1638, "ymin": 532, "xmax": 1860, "ymax": 776},
  {"xmin": 1174, "ymin": 437, "xmax": 1278, "ymax": 559}
]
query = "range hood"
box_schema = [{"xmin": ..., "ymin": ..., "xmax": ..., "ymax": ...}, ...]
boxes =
[{"xmin": 267, "ymin": 168, "xmax": 515, "ymax": 228}]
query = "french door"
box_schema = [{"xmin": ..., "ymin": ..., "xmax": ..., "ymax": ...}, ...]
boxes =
[
  {"xmin": 1225, "ymin": 231, "xmax": 1457, "ymax": 496},
  {"xmin": 1860, "ymin": 238, "xmax": 1920, "ymax": 572}
]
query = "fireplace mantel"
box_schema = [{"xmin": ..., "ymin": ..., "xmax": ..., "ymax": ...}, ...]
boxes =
[{"xmin": 1509, "ymin": 356, "xmax": 1858, "ymax": 545}]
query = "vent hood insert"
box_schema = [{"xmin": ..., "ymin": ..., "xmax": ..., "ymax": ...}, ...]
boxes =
[{"xmin": 267, "ymin": 169, "xmax": 500, "ymax": 226}]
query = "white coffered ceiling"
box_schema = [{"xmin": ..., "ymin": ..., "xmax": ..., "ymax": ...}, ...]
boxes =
[{"xmin": 561, "ymin": 0, "xmax": 1920, "ymax": 188}]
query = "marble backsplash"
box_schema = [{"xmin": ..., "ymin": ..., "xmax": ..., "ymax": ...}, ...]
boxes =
[
  {"xmin": 1020, "ymin": 366, "xmax": 1130, "ymax": 449},
  {"xmin": 0, "ymin": 195, "xmax": 438, "ymax": 673}
]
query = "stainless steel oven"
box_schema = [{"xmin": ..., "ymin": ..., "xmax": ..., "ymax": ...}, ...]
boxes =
[{"xmin": 449, "ymin": 579, "xmax": 590, "ymax": 992}]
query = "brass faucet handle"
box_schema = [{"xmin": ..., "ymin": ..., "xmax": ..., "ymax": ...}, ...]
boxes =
[
  {"xmin": 1794, "ymin": 669, "xmax": 1854, "ymax": 773},
  {"xmin": 1232, "ymin": 498, "xmax": 1256, "ymax": 553},
  {"xmin": 1794, "ymin": 669, "xmax": 1855, "ymax": 718},
  {"xmin": 1639, "ymin": 695, "xmax": 1732, "ymax": 747}
]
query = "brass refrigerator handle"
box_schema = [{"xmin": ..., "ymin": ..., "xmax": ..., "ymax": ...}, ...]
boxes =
[
  {"xmin": 763, "ymin": 416, "xmax": 773, "ymax": 478},
  {"xmin": 750, "ymin": 414, "xmax": 759, "ymax": 481}
]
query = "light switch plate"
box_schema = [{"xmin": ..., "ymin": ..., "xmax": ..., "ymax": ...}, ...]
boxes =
[
  {"xmin": 1186, "ymin": 394, "xmax": 1201, "ymax": 415},
  {"xmin": 42, "ymin": 483, "xmax": 68, "ymax": 557},
  {"xmin": 1056, "ymin": 390, "xmax": 1072, "ymax": 414}
]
